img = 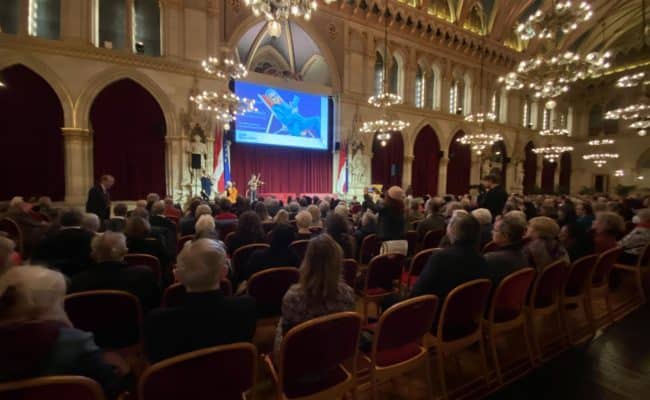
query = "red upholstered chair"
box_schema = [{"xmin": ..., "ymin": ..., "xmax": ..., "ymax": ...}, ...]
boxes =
[
  {"xmin": 219, "ymin": 223, "xmax": 238, "ymax": 240},
  {"xmin": 247, "ymin": 267, "xmax": 300, "ymax": 320},
  {"xmin": 0, "ymin": 376, "xmax": 105, "ymax": 400},
  {"xmin": 589, "ymin": 246, "xmax": 623, "ymax": 328},
  {"xmin": 363, "ymin": 295, "xmax": 438, "ymax": 400},
  {"xmin": 526, "ymin": 260, "xmax": 568, "ymax": 361},
  {"xmin": 65, "ymin": 290, "xmax": 143, "ymax": 350},
  {"xmin": 265, "ymin": 312, "xmax": 362, "ymax": 400},
  {"xmin": 0, "ymin": 217, "xmax": 23, "ymax": 255},
  {"xmin": 139, "ymin": 343, "xmax": 257, "ymax": 400},
  {"xmin": 262, "ymin": 221, "xmax": 276, "ymax": 234},
  {"xmin": 357, "ymin": 253, "xmax": 406, "ymax": 322},
  {"xmin": 401, "ymin": 248, "xmax": 435, "ymax": 292},
  {"xmin": 342, "ymin": 258, "xmax": 358, "ymax": 289},
  {"xmin": 561, "ymin": 254, "xmax": 599, "ymax": 343},
  {"xmin": 309, "ymin": 226, "xmax": 322, "ymax": 235},
  {"xmin": 224, "ymin": 232, "xmax": 235, "ymax": 251},
  {"xmin": 358, "ymin": 234, "xmax": 380, "ymax": 265},
  {"xmin": 613, "ymin": 244, "xmax": 650, "ymax": 316},
  {"xmin": 482, "ymin": 241, "xmax": 500, "ymax": 254},
  {"xmin": 483, "ymin": 268, "xmax": 536, "ymax": 384},
  {"xmin": 124, "ymin": 253, "xmax": 162, "ymax": 283},
  {"xmin": 177, "ymin": 235, "xmax": 194, "ymax": 254},
  {"xmin": 161, "ymin": 279, "xmax": 233, "ymax": 308},
  {"xmin": 405, "ymin": 230, "xmax": 418, "ymax": 256},
  {"xmin": 422, "ymin": 229, "xmax": 444, "ymax": 250},
  {"xmin": 232, "ymin": 243, "xmax": 270, "ymax": 278},
  {"xmin": 425, "ymin": 279, "xmax": 492, "ymax": 400},
  {"xmin": 289, "ymin": 240, "xmax": 310, "ymax": 264}
]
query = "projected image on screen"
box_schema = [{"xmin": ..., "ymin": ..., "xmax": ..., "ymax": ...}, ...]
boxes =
[{"xmin": 234, "ymin": 81, "xmax": 330, "ymax": 150}]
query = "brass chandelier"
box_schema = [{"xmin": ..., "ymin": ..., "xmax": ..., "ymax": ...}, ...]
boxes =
[
  {"xmin": 516, "ymin": 1, "xmax": 593, "ymax": 41},
  {"xmin": 582, "ymin": 138, "xmax": 619, "ymax": 167},
  {"xmin": 244, "ymin": 0, "xmax": 334, "ymax": 37}
]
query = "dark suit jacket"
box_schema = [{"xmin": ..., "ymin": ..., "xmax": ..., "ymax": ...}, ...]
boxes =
[
  {"xmin": 69, "ymin": 261, "xmax": 161, "ymax": 311},
  {"xmin": 479, "ymin": 185, "xmax": 508, "ymax": 220},
  {"xmin": 178, "ymin": 215, "xmax": 196, "ymax": 236},
  {"xmin": 150, "ymin": 215, "xmax": 177, "ymax": 256},
  {"xmin": 104, "ymin": 217, "xmax": 126, "ymax": 233},
  {"xmin": 144, "ymin": 290, "xmax": 256, "ymax": 363},
  {"xmin": 483, "ymin": 243, "xmax": 527, "ymax": 286},
  {"xmin": 86, "ymin": 185, "xmax": 110, "ymax": 220},
  {"xmin": 416, "ymin": 214, "xmax": 446, "ymax": 242},
  {"xmin": 411, "ymin": 243, "xmax": 487, "ymax": 300},
  {"xmin": 32, "ymin": 227, "xmax": 94, "ymax": 276},
  {"xmin": 126, "ymin": 236, "xmax": 170, "ymax": 272}
]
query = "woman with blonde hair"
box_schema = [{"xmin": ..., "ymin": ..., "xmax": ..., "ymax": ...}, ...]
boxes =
[
  {"xmin": 523, "ymin": 216, "xmax": 570, "ymax": 270},
  {"xmin": 274, "ymin": 234, "xmax": 356, "ymax": 350},
  {"xmin": 274, "ymin": 209, "xmax": 290, "ymax": 225}
]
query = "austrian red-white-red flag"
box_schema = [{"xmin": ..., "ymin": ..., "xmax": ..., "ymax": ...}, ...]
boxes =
[
  {"xmin": 213, "ymin": 127, "xmax": 225, "ymax": 193},
  {"xmin": 336, "ymin": 138, "xmax": 348, "ymax": 193}
]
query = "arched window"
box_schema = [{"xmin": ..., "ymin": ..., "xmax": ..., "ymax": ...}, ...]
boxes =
[
  {"xmin": 449, "ymin": 80, "xmax": 459, "ymax": 114},
  {"xmin": 491, "ymin": 91, "xmax": 500, "ymax": 121},
  {"xmin": 94, "ymin": 0, "xmax": 161, "ymax": 55},
  {"xmin": 134, "ymin": 0, "xmax": 161, "ymax": 56},
  {"xmin": 431, "ymin": 64, "xmax": 441, "ymax": 109},
  {"xmin": 0, "ymin": 0, "xmax": 20, "ymax": 34},
  {"xmin": 414, "ymin": 66, "xmax": 425, "ymax": 108},
  {"xmin": 374, "ymin": 52, "xmax": 384, "ymax": 95},
  {"xmin": 96, "ymin": 0, "xmax": 128, "ymax": 49},
  {"xmin": 462, "ymin": 74, "xmax": 472, "ymax": 115},
  {"xmin": 389, "ymin": 55, "xmax": 403, "ymax": 96},
  {"xmin": 28, "ymin": 0, "xmax": 60, "ymax": 40},
  {"xmin": 522, "ymin": 96, "xmax": 531, "ymax": 128},
  {"xmin": 542, "ymin": 108, "xmax": 551, "ymax": 130}
]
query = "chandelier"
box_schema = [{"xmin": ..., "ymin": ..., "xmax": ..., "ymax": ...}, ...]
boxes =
[
  {"xmin": 457, "ymin": 133, "xmax": 503, "ymax": 155},
  {"xmin": 202, "ymin": 52, "xmax": 248, "ymax": 80},
  {"xmin": 604, "ymin": 101, "xmax": 650, "ymax": 136},
  {"xmin": 582, "ymin": 138, "xmax": 618, "ymax": 167},
  {"xmin": 516, "ymin": 1, "xmax": 593, "ymax": 41},
  {"xmin": 532, "ymin": 145, "xmax": 574, "ymax": 162},
  {"xmin": 616, "ymin": 72, "xmax": 647, "ymax": 88},
  {"xmin": 245, "ymin": 0, "xmax": 333, "ymax": 36}
]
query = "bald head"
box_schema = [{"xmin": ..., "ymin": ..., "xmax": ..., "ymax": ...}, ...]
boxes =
[{"xmin": 91, "ymin": 232, "xmax": 128, "ymax": 263}]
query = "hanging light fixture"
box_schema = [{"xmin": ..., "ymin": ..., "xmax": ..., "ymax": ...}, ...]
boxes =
[
  {"xmin": 582, "ymin": 138, "xmax": 619, "ymax": 167},
  {"xmin": 244, "ymin": 0, "xmax": 334, "ymax": 37},
  {"xmin": 360, "ymin": 1, "xmax": 409, "ymax": 145},
  {"xmin": 532, "ymin": 145, "xmax": 574, "ymax": 162},
  {"xmin": 516, "ymin": 1, "xmax": 593, "ymax": 41},
  {"xmin": 539, "ymin": 100, "xmax": 571, "ymax": 136}
]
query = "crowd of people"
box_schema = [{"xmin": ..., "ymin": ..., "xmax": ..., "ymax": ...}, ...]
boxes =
[{"xmin": 0, "ymin": 172, "xmax": 649, "ymax": 398}]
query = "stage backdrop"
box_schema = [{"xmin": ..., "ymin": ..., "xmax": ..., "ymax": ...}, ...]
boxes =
[{"xmin": 230, "ymin": 142, "xmax": 332, "ymax": 195}]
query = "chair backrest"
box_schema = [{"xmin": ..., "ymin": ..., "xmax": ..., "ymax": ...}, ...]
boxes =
[
  {"xmin": 437, "ymin": 279, "xmax": 492, "ymax": 341},
  {"xmin": 177, "ymin": 235, "xmax": 194, "ymax": 253},
  {"xmin": 162, "ymin": 279, "xmax": 232, "ymax": 308},
  {"xmin": 262, "ymin": 221, "xmax": 276, "ymax": 233},
  {"xmin": 218, "ymin": 223, "xmax": 238, "ymax": 239},
  {"xmin": 405, "ymin": 230, "xmax": 418, "ymax": 255},
  {"xmin": 482, "ymin": 241, "xmax": 500, "ymax": 254},
  {"xmin": 0, "ymin": 376, "xmax": 105, "ymax": 400},
  {"xmin": 411, "ymin": 219, "xmax": 424, "ymax": 230},
  {"xmin": 223, "ymin": 231, "xmax": 235, "ymax": 250},
  {"xmin": 529, "ymin": 259, "xmax": 568, "ymax": 309},
  {"xmin": 139, "ymin": 343, "xmax": 257, "ymax": 400},
  {"xmin": 488, "ymin": 268, "xmax": 536, "ymax": 323},
  {"xmin": 359, "ymin": 233, "xmax": 380, "ymax": 264},
  {"xmin": 309, "ymin": 226, "xmax": 322, "ymax": 235},
  {"xmin": 124, "ymin": 253, "xmax": 162, "ymax": 282},
  {"xmin": 0, "ymin": 217, "xmax": 23, "ymax": 254},
  {"xmin": 247, "ymin": 267, "xmax": 300, "ymax": 317},
  {"xmin": 289, "ymin": 240, "xmax": 310, "ymax": 264},
  {"xmin": 279, "ymin": 312, "xmax": 362, "ymax": 397},
  {"xmin": 342, "ymin": 258, "xmax": 358, "ymax": 288},
  {"xmin": 564, "ymin": 254, "xmax": 598, "ymax": 297},
  {"xmin": 364, "ymin": 253, "xmax": 406, "ymax": 292},
  {"xmin": 638, "ymin": 244, "xmax": 650, "ymax": 267},
  {"xmin": 408, "ymin": 248, "xmax": 435, "ymax": 278},
  {"xmin": 592, "ymin": 246, "xmax": 623, "ymax": 285},
  {"xmin": 373, "ymin": 295, "xmax": 438, "ymax": 367},
  {"xmin": 65, "ymin": 290, "xmax": 142, "ymax": 348},
  {"xmin": 422, "ymin": 229, "xmax": 444, "ymax": 250},
  {"xmin": 232, "ymin": 243, "xmax": 270, "ymax": 274}
]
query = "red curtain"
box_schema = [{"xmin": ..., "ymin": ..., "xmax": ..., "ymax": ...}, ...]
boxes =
[
  {"xmin": 412, "ymin": 126, "xmax": 440, "ymax": 196},
  {"xmin": 230, "ymin": 142, "xmax": 332, "ymax": 194},
  {"xmin": 541, "ymin": 159, "xmax": 556, "ymax": 193},
  {"xmin": 90, "ymin": 79, "xmax": 166, "ymax": 200},
  {"xmin": 0, "ymin": 65, "xmax": 65, "ymax": 201},
  {"xmin": 560, "ymin": 152, "xmax": 572, "ymax": 193},
  {"xmin": 446, "ymin": 131, "xmax": 471, "ymax": 195},
  {"xmin": 523, "ymin": 142, "xmax": 537, "ymax": 195},
  {"xmin": 372, "ymin": 133, "xmax": 403, "ymax": 189}
]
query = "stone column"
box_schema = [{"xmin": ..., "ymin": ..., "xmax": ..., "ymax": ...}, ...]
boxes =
[
  {"xmin": 18, "ymin": 0, "xmax": 29, "ymax": 36},
  {"xmin": 160, "ymin": 0, "xmax": 183, "ymax": 59},
  {"xmin": 438, "ymin": 156, "xmax": 449, "ymax": 195},
  {"xmin": 506, "ymin": 158, "xmax": 520, "ymax": 194},
  {"xmin": 206, "ymin": 0, "xmax": 219, "ymax": 55},
  {"xmin": 553, "ymin": 162, "xmax": 561, "ymax": 192},
  {"xmin": 61, "ymin": 128, "xmax": 92, "ymax": 206},
  {"xmin": 470, "ymin": 153, "xmax": 482, "ymax": 187},
  {"xmin": 402, "ymin": 154, "xmax": 414, "ymax": 190},
  {"xmin": 125, "ymin": 0, "xmax": 135, "ymax": 52}
]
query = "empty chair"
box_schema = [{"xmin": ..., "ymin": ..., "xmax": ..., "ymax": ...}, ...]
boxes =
[
  {"xmin": 162, "ymin": 279, "xmax": 232, "ymax": 308},
  {"xmin": 426, "ymin": 279, "xmax": 492, "ymax": 400},
  {"xmin": 562, "ymin": 254, "xmax": 599, "ymax": 343},
  {"xmin": 363, "ymin": 295, "xmax": 438, "ymax": 400},
  {"xmin": 0, "ymin": 217, "xmax": 23, "ymax": 255},
  {"xmin": 357, "ymin": 253, "xmax": 406, "ymax": 322},
  {"xmin": 401, "ymin": 248, "xmax": 435, "ymax": 292},
  {"xmin": 0, "ymin": 376, "xmax": 105, "ymax": 400},
  {"xmin": 358, "ymin": 234, "xmax": 380, "ymax": 265},
  {"xmin": 589, "ymin": 247, "xmax": 623, "ymax": 328},
  {"xmin": 527, "ymin": 260, "xmax": 568, "ymax": 361},
  {"xmin": 613, "ymin": 244, "xmax": 650, "ymax": 315},
  {"xmin": 265, "ymin": 312, "xmax": 362, "ymax": 400},
  {"xmin": 232, "ymin": 243, "xmax": 270, "ymax": 280},
  {"xmin": 64, "ymin": 290, "xmax": 143, "ymax": 350},
  {"xmin": 177, "ymin": 235, "xmax": 194, "ymax": 254},
  {"xmin": 289, "ymin": 240, "xmax": 310, "ymax": 264},
  {"xmin": 139, "ymin": 343, "xmax": 257, "ymax": 400},
  {"xmin": 124, "ymin": 253, "xmax": 162, "ymax": 283},
  {"xmin": 422, "ymin": 229, "xmax": 444, "ymax": 250},
  {"xmin": 342, "ymin": 258, "xmax": 358, "ymax": 289},
  {"xmin": 482, "ymin": 241, "xmax": 500, "ymax": 254},
  {"xmin": 405, "ymin": 230, "xmax": 418, "ymax": 256},
  {"xmin": 247, "ymin": 267, "xmax": 300, "ymax": 319},
  {"xmin": 483, "ymin": 268, "xmax": 536, "ymax": 384}
]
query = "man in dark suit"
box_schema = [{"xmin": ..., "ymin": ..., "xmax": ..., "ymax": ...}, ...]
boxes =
[
  {"xmin": 86, "ymin": 175, "xmax": 115, "ymax": 221},
  {"xmin": 32, "ymin": 208, "xmax": 94, "ymax": 276},
  {"xmin": 144, "ymin": 239, "xmax": 256, "ymax": 363},
  {"xmin": 149, "ymin": 200, "xmax": 177, "ymax": 257},
  {"xmin": 105, "ymin": 203, "xmax": 128, "ymax": 232},
  {"xmin": 478, "ymin": 174, "xmax": 508, "ymax": 221},
  {"xmin": 411, "ymin": 214, "xmax": 487, "ymax": 301},
  {"xmin": 483, "ymin": 215, "xmax": 528, "ymax": 286}
]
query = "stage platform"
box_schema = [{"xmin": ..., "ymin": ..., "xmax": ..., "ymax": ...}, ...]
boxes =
[{"xmin": 258, "ymin": 193, "xmax": 335, "ymax": 203}]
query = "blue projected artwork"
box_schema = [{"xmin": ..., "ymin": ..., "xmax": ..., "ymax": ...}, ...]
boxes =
[{"xmin": 234, "ymin": 81, "xmax": 330, "ymax": 150}]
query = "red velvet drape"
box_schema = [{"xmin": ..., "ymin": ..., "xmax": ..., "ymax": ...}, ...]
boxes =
[
  {"xmin": 541, "ymin": 159, "xmax": 556, "ymax": 194},
  {"xmin": 523, "ymin": 142, "xmax": 537, "ymax": 195},
  {"xmin": 560, "ymin": 152, "xmax": 572, "ymax": 193},
  {"xmin": 90, "ymin": 79, "xmax": 166, "ymax": 200},
  {"xmin": 0, "ymin": 65, "xmax": 65, "ymax": 201},
  {"xmin": 446, "ymin": 131, "xmax": 471, "ymax": 195},
  {"xmin": 372, "ymin": 133, "xmax": 404, "ymax": 189},
  {"xmin": 230, "ymin": 142, "xmax": 332, "ymax": 194},
  {"xmin": 412, "ymin": 126, "xmax": 440, "ymax": 196}
]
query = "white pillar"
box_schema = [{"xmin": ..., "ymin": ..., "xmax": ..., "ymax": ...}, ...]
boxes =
[
  {"xmin": 125, "ymin": 0, "xmax": 135, "ymax": 52},
  {"xmin": 553, "ymin": 162, "xmax": 561, "ymax": 192},
  {"xmin": 402, "ymin": 154, "xmax": 414, "ymax": 190},
  {"xmin": 535, "ymin": 157, "xmax": 543, "ymax": 190},
  {"xmin": 18, "ymin": 0, "xmax": 29, "ymax": 36},
  {"xmin": 62, "ymin": 128, "xmax": 92, "ymax": 206},
  {"xmin": 470, "ymin": 153, "xmax": 482, "ymax": 187},
  {"xmin": 438, "ymin": 156, "xmax": 449, "ymax": 195}
]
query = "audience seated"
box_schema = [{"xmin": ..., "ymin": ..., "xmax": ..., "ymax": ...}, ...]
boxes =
[
  {"xmin": 593, "ymin": 211, "xmax": 625, "ymax": 254},
  {"xmin": 32, "ymin": 196, "xmax": 59, "ymax": 222},
  {"xmin": 294, "ymin": 211, "xmax": 314, "ymax": 240},
  {"xmin": 215, "ymin": 198, "xmax": 237, "ymax": 220},
  {"xmin": 471, "ymin": 208, "xmax": 493, "ymax": 249},
  {"xmin": 254, "ymin": 201, "xmax": 272, "ymax": 222},
  {"xmin": 81, "ymin": 213, "xmax": 101, "ymax": 234},
  {"xmin": 523, "ymin": 217, "xmax": 569, "ymax": 271},
  {"xmin": 483, "ymin": 215, "xmax": 528, "ymax": 286},
  {"xmin": 416, "ymin": 197, "xmax": 446, "ymax": 242},
  {"xmin": 0, "ymin": 236, "xmax": 15, "ymax": 276},
  {"xmin": 410, "ymin": 213, "xmax": 487, "ymax": 301},
  {"xmin": 4, "ymin": 196, "xmax": 47, "ymax": 256},
  {"xmin": 163, "ymin": 197, "xmax": 181, "ymax": 220},
  {"xmin": 478, "ymin": 174, "xmax": 508, "ymax": 219},
  {"xmin": 560, "ymin": 223, "xmax": 594, "ymax": 262},
  {"xmin": 193, "ymin": 214, "xmax": 218, "ymax": 241},
  {"xmin": 353, "ymin": 210, "xmax": 378, "ymax": 249},
  {"xmin": 105, "ymin": 203, "xmax": 128, "ymax": 232},
  {"xmin": 405, "ymin": 198, "xmax": 424, "ymax": 228},
  {"xmin": 144, "ymin": 239, "xmax": 256, "ymax": 363},
  {"xmin": 228, "ymin": 211, "xmax": 266, "ymax": 256},
  {"xmin": 69, "ymin": 232, "xmax": 160, "ymax": 311},
  {"xmin": 377, "ymin": 186, "xmax": 406, "ymax": 241},
  {"xmin": 325, "ymin": 213, "xmax": 356, "ymax": 259},
  {"xmin": 0, "ymin": 266, "xmax": 129, "ymax": 398},
  {"xmin": 274, "ymin": 209, "xmax": 290, "ymax": 225},
  {"xmin": 274, "ymin": 234, "xmax": 355, "ymax": 351},
  {"xmin": 618, "ymin": 208, "xmax": 650, "ymax": 264},
  {"xmin": 318, "ymin": 201, "xmax": 330, "ymax": 219},
  {"xmin": 179, "ymin": 200, "xmax": 202, "ymax": 236},
  {"xmin": 145, "ymin": 193, "xmax": 160, "ymax": 213},
  {"xmin": 150, "ymin": 200, "xmax": 177, "ymax": 237},
  {"xmin": 307, "ymin": 204, "xmax": 322, "ymax": 228},
  {"xmin": 576, "ymin": 201, "xmax": 595, "ymax": 233},
  {"xmin": 124, "ymin": 216, "xmax": 169, "ymax": 272},
  {"xmin": 32, "ymin": 208, "xmax": 94, "ymax": 276}
]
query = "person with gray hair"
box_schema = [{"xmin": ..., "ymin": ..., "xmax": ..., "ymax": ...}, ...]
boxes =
[
  {"xmin": 149, "ymin": 200, "xmax": 178, "ymax": 253},
  {"xmin": 619, "ymin": 208, "xmax": 650, "ymax": 264},
  {"xmin": 484, "ymin": 215, "xmax": 529, "ymax": 286},
  {"xmin": 295, "ymin": 210, "xmax": 314, "ymax": 240},
  {"xmin": 319, "ymin": 201, "xmax": 330, "ymax": 219},
  {"xmin": 410, "ymin": 214, "xmax": 487, "ymax": 300},
  {"xmin": 81, "ymin": 213, "xmax": 101, "ymax": 233},
  {"xmin": 146, "ymin": 193, "xmax": 160, "ymax": 212},
  {"xmin": 471, "ymin": 208, "xmax": 493, "ymax": 249},
  {"xmin": 144, "ymin": 239, "xmax": 256, "ymax": 363}
]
